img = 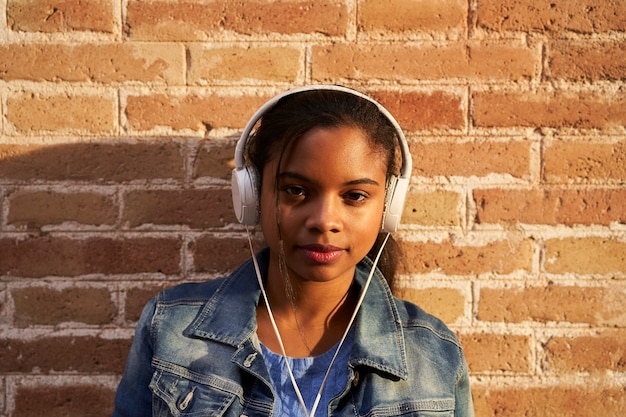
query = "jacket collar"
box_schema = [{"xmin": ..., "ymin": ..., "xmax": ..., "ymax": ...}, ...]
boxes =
[{"xmin": 186, "ymin": 248, "xmax": 408, "ymax": 380}]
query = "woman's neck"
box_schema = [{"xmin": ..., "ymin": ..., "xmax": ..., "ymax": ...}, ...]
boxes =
[{"xmin": 256, "ymin": 259, "xmax": 357, "ymax": 357}]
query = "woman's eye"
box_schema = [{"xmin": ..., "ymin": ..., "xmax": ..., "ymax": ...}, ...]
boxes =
[
  {"xmin": 345, "ymin": 191, "xmax": 368, "ymax": 203},
  {"xmin": 284, "ymin": 186, "xmax": 306, "ymax": 197}
]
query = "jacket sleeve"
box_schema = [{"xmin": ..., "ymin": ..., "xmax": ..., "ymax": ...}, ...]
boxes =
[
  {"xmin": 455, "ymin": 351, "xmax": 475, "ymax": 417},
  {"xmin": 112, "ymin": 297, "xmax": 157, "ymax": 417}
]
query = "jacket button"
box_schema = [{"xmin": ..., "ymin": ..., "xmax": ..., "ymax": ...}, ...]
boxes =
[{"xmin": 243, "ymin": 352, "xmax": 257, "ymax": 367}]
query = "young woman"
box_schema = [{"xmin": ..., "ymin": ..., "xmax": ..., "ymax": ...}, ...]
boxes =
[{"xmin": 112, "ymin": 85, "xmax": 474, "ymax": 417}]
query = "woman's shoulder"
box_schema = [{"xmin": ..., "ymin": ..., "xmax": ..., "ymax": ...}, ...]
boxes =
[
  {"xmin": 392, "ymin": 295, "xmax": 462, "ymax": 348},
  {"xmin": 156, "ymin": 255, "xmax": 258, "ymax": 305},
  {"xmin": 157, "ymin": 277, "xmax": 228, "ymax": 304}
]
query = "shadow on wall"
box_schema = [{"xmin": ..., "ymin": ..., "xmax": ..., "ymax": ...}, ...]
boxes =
[
  {"xmin": 0, "ymin": 139, "xmax": 262, "ymax": 417},
  {"xmin": 0, "ymin": 139, "xmax": 259, "ymax": 276}
]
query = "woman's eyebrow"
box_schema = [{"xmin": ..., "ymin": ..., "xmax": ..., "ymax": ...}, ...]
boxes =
[{"xmin": 278, "ymin": 171, "xmax": 381, "ymax": 187}]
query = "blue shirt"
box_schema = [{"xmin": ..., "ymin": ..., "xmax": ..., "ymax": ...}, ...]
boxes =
[
  {"xmin": 112, "ymin": 249, "xmax": 474, "ymax": 417},
  {"xmin": 260, "ymin": 328, "xmax": 353, "ymax": 417}
]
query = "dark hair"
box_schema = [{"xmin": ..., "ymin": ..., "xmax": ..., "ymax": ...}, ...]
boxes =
[{"xmin": 247, "ymin": 89, "xmax": 403, "ymax": 289}]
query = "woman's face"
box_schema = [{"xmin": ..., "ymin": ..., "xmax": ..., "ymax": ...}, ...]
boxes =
[{"xmin": 260, "ymin": 125, "xmax": 388, "ymax": 285}]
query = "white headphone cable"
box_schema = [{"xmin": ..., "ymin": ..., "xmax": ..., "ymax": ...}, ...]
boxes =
[
  {"xmin": 246, "ymin": 227, "xmax": 390, "ymax": 417},
  {"xmin": 246, "ymin": 226, "xmax": 309, "ymax": 415}
]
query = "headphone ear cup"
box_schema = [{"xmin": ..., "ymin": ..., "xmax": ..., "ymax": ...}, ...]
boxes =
[
  {"xmin": 231, "ymin": 166, "xmax": 260, "ymax": 225},
  {"xmin": 382, "ymin": 175, "xmax": 409, "ymax": 233}
]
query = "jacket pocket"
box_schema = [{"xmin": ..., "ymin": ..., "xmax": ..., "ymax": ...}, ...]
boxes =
[
  {"xmin": 149, "ymin": 360, "xmax": 241, "ymax": 417},
  {"xmin": 361, "ymin": 399, "xmax": 455, "ymax": 416}
]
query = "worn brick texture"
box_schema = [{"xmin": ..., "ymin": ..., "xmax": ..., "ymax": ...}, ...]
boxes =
[{"xmin": 1, "ymin": 1, "xmax": 624, "ymax": 416}]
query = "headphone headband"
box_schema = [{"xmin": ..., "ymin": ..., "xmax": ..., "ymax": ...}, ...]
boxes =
[
  {"xmin": 231, "ymin": 84, "xmax": 412, "ymax": 232},
  {"xmin": 234, "ymin": 85, "xmax": 412, "ymax": 178}
]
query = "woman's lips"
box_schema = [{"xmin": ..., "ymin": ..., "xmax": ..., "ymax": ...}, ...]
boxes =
[{"xmin": 298, "ymin": 244, "xmax": 344, "ymax": 264}]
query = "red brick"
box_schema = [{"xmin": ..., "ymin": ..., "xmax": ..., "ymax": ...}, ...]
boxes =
[
  {"xmin": 476, "ymin": 0, "xmax": 626, "ymax": 34},
  {"xmin": 394, "ymin": 287, "xmax": 465, "ymax": 324},
  {"xmin": 14, "ymin": 384, "xmax": 115, "ymax": 417},
  {"xmin": 187, "ymin": 45, "xmax": 301, "ymax": 84},
  {"xmin": 544, "ymin": 237, "xmax": 626, "ymax": 275},
  {"xmin": 126, "ymin": 0, "xmax": 348, "ymax": 40},
  {"xmin": 478, "ymin": 284, "xmax": 626, "ymax": 326},
  {"xmin": 400, "ymin": 238, "xmax": 533, "ymax": 275},
  {"xmin": 544, "ymin": 140, "xmax": 626, "ymax": 182},
  {"xmin": 193, "ymin": 140, "xmax": 236, "ymax": 181},
  {"xmin": 543, "ymin": 330, "xmax": 626, "ymax": 373},
  {"xmin": 474, "ymin": 188, "xmax": 626, "ymax": 226},
  {"xmin": 402, "ymin": 190, "xmax": 461, "ymax": 227},
  {"xmin": 11, "ymin": 285, "xmax": 117, "ymax": 326},
  {"xmin": 312, "ymin": 42, "xmax": 535, "ymax": 83},
  {"xmin": 459, "ymin": 333, "xmax": 531, "ymax": 373},
  {"xmin": 0, "ymin": 236, "xmax": 182, "ymax": 277},
  {"xmin": 0, "ymin": 142, "xmax": 185, "ymax": 182},
  {"xmin": 0, "ymin": 43, "xmax": 184, "ymax": 83},
  {"xmin": 8, "ymin": 190, "xmax": 117, "ymax": 229},
  {"xmin": 472, "ymin": 90, "xmax": 626, "ymax": 130},
  {"xmin": 358, "ymin": 0, "xmax": 466, "ymax": 35},
  {"xmin": 126, "ymin": 93, "xmax": 269, "ymax": 132},
  {"xmin": 0, "ymin": 335, "xmax": 131, "ymax": 372},
  {"xmin": 473, "ymin": 385, "xmax": 626, "ymax": 417},
  {"xmin": 411, "ymin": 140, "xmax": 531, "ymax": 178},
  {"xmin": 192, "ymin": 236, "xmax": 261, "ymax": 273},
  {"xmin": 549, "ymin": 40, "xmax": 626, "ymax": 82},
  {"xmin": 7, "ymin": 92, "xmax": 116, "ymax": 134},
  {"xmin": 7, "ymin": 0, "xmax": 115, "ymax": 33},
  {"xmin": 369, "ymin": 90, "xmax": 464, "ymax": 131},
  {"xmin": 123, "ymin": 188, "xmax": 236, "ymax": 228}
]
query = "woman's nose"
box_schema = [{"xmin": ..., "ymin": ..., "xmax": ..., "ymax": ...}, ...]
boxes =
[{"xmin": 305, "ymin": 195, "xmax": 342, "ymax": 233}]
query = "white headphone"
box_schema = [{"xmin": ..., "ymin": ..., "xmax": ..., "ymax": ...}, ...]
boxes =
[{"xmin": 231, "ymin": 85, "xmax": 412, "ymax": 232}]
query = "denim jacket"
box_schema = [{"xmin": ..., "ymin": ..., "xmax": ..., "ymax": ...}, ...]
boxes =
[{"xmin": 113, "ymin": 250, "xmax": 474, "ymax": 417}]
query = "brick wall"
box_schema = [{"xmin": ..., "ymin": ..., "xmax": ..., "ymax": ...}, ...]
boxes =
[{"xmin": 1, "ymin": 1, "xmax": 625, "ymax": 416}]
